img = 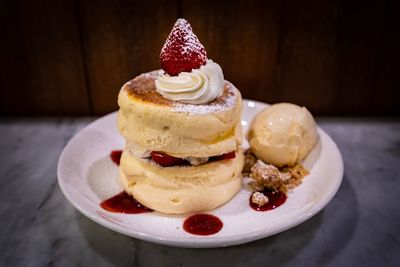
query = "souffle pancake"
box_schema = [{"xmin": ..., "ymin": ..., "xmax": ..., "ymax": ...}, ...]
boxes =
[{"xmin": 117, "ymin": 19, "xmax": 244, "ymax": 214}]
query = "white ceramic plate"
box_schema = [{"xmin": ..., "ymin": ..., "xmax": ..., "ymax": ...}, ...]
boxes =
[{"xmin": 57, "ymin": 99, "xmax": 343, "ymax": 248}]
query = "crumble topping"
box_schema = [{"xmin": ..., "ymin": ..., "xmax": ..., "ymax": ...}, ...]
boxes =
[
  {"xmin": 251, "ymin": 192, "xmax": 269, "ymax": 207},
  {"xmin": 243, "ymin": 149, "xmax": 310, "ymax": 207},
  {"xmin": 242, "ymin": 149, "xmax": 257, "ymax": 176},
  {"xmin": 280, "ymin": 164, "xmax": 310, "ymax": 191},
  {"xmin": 250, "ymin": 160, "xmax": 291, "ymax": 191}
]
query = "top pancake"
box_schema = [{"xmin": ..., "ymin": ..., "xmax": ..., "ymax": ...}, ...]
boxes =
[{"xmin": 122, "ymin": 70, "xmax": 239, "ymax": 115}]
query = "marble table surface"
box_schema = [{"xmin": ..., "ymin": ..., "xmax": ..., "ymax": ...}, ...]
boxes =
[{"xmin": 0, "ymin": 117, "xmax": 399, "ymax": 267}]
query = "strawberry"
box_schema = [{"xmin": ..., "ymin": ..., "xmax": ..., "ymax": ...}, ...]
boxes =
[
  {"xmin": 150, "ymin": 151, "xmax": 235, "ymax": 167},
  {"xmin": 218, "ymin": 151, "xmax": 236, "ymax": 160},
  {"xmin": 209, "ymin": 151, "xmax": 236, "ymax": 162},
  {"xmin": 160, "ymin": 18, "xmax": 207, "ymax": 76},
  {"xmin": 151, "ymin": 151, "xmax": 188, "ymax": 167}
]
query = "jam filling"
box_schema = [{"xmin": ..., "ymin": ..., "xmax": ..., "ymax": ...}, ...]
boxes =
[
  {"xmin": 110, "ymin": 150, "xmax": 235, "ymax": 167},
  {"xmin": 150, "ymin": 151, "xmax": 236, "ymax": 167}
]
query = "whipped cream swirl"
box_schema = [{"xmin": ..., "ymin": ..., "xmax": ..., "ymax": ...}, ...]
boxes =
[{"xmin": 155, "ymin": 60, "xmax": 224, "ymax": 104}]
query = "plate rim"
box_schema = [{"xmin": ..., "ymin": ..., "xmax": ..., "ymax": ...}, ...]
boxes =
[{"xmin": 57, "ymin": 99, "xmax": 344, "ymax": 248}]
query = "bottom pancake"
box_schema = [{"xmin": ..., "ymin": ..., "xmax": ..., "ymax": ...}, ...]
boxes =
[{"xmin": 119, "ymin": 149, "xmax": 244, "ymax": 214}]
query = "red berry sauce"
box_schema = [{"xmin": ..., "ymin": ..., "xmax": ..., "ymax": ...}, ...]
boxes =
[
  {"xmin": 250, "ymin": 189, "xmax": 287, "ymax": 211},
  {"xmin": 100, "ymin": 191, "xmax": 153, "ymax": 214},
  {"xmin": 209, "ymin": 151, "xmax": 236, "ymax": 162},
  {"xmin": 110, "ymin": 150, "xmax": 123, "ymax": 166},
  {"xmin": 183, "ymin": 214, "xmax": 223, "ymax": 236},
  {"xmin": 150, "ymin": 151, "xmax": 236, "ymax": 167}
]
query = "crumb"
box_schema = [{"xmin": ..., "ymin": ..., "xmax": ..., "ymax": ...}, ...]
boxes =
[
  {"xmin": 242, "ymin": 149, "xmax": 309, "ymax": 194},
  {"xmin": 279, "ymin": 164, "xmax": 309, "ymax": 192},
  {"xmin": 247, "ymin": 159, "xmax": 309, "ymax": 193},
  {"xmin": 250, "ymin": 160, "xmax": 291, "ymax": 190},
  {"xmin": 242, "ymin": 149, "xmax": 257, "ymax": 176},
  {"xmin": 251, "ymin": 192, "xmax": 269, "ymax": 207},
  {"xmin": 281, "ymin": 164, "xmax": 309, "ymax": 180},
  {"xmin": 247, "ymin": 180, "xmax": 264, "ymax": 191}
]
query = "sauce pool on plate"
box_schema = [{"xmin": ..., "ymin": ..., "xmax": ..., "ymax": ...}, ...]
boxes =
[
  {"xmin": 100, "ymin": 191, "xmax": 153, "ymax": 214},
  {"xmin": 250, "ymin": 189, "xmax": 287, "ymax": 211},
  {"xmin": 110, "ymin": 150, "xmax": 123, "ymax": 166},
  {"xmin": 183, "ymin": 214, "xmax": 223, "ymax": 235}
]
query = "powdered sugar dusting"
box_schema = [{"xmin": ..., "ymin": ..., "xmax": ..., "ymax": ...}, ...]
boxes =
[
  {"xmin": 172, "ymin": 82, "xmax": 238, "ymax": 115},
  {"xmin": 143, "ymin": 69, "xmax": 164, "ymax": 78}
]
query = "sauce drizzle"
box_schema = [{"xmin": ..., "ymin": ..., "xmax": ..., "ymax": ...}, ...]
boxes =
[
  {"xmin": 183, "ymin": 214, "xmax": 223, "ymax": 235},
  {"xmin": 110, "ymin": 150, "xmax": 123, "ymax": 165},
  {"xmin": 100, "ymin": 191, "xmax": 153, "ymax": 214},
  {"xmin": 250, "ymin": 189, "xmax": 287, "ymax": 211}
]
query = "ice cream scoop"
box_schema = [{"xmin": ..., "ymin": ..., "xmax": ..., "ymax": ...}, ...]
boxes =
[{"xmin": 248, "ymin": 103, "xmax": 318, "ymax": 167}]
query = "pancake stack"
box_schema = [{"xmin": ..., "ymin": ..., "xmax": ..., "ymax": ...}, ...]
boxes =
[{"xmin": 117, "ymin": 19, "xmax": 243, "ymax": 214}]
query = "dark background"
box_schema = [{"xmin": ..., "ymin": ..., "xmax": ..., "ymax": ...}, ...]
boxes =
[{"xmin": 1, "ymin": 0, "xmax": 399, "ymax": 116}]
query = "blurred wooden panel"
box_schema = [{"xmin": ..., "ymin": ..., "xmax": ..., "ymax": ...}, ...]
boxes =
[
  {"xmin": 371, "ymin": 0, "xmax": 400, "ymax": 114},
  {"xmin": 331, "ymin": 0, "xmax": 386, "ymax": 115},
  {"xmin": 277, "ymin": 1, "xmax": 338, "ymax": 113},
  {"xmin": 278, "ymin": 0, "xmax": 386, "ymax": 115},
  {"xmin": 78, "ymin": 0, "xmax": 178, "ymax": 114},
  {"xmin": 0, "ymin": 1, "xmax": 89, "ymax": 115},
  {"xmin": 180, "ymin": 0, "xmax": 282, "ymax": 103},
  {"xmin": 0, "ymin": 0, "xmax": 398, "ymax": 116}
]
